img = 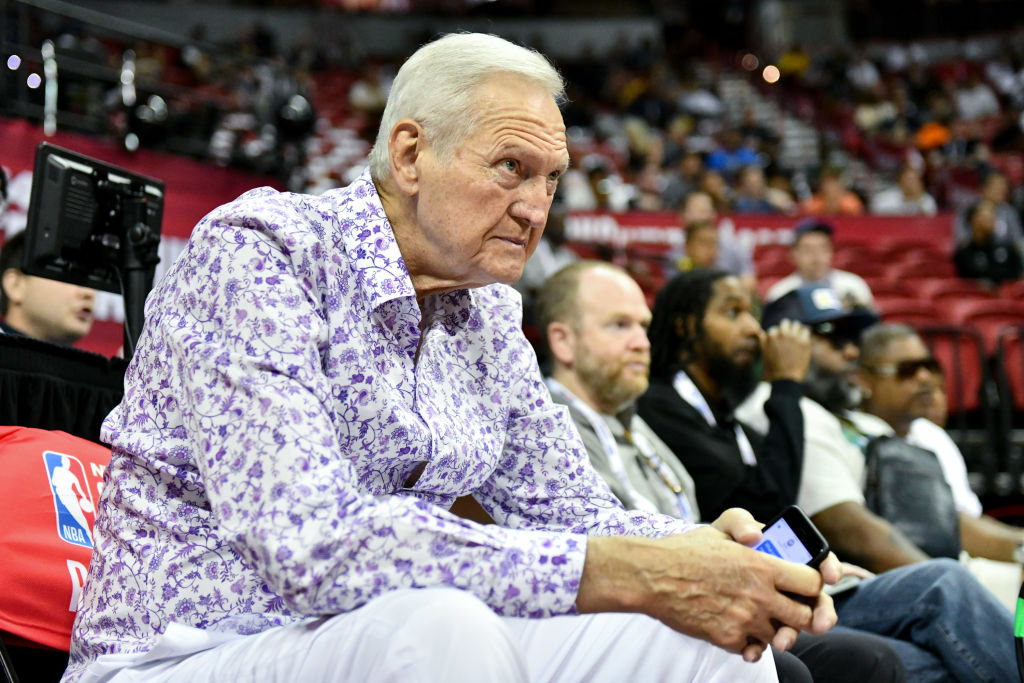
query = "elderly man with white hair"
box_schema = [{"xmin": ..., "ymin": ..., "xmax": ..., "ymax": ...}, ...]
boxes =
[{"xmin": 64, "ymin": 34, "xmax": 840, "ymax": 683}]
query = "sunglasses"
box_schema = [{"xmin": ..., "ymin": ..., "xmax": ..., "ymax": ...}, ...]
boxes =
[{"xmin": 863, "ymin": 357, "xmax": 942, "ymax": 380}]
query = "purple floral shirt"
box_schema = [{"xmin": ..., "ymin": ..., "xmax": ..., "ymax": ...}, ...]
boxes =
[{"xmin": 64, "ymin": 170, "xmax": 692, "ymax": 679}]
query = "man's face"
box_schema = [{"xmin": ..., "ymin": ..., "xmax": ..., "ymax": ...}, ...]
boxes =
[
  {"xmin": 695, "ymin": 276, "xmax": 762, "ymax": 403},
  {"xmin": 682, "ymin": 192, "xmax": 716, "ymax": 225},
  {"xmin": 791, "ymin": 232, "xmax": 833, "ymax": 282},
  {"xmin": 804, "ymin": 330, "xmax": 860, "ymax": 412},
  {"xmin": 686, "ymin": 225, "xmax": 719, "ymax": 268},
  {"xmin": 568, "ymin": 268, "xmax": 652, "ymax": 413},
  {"xmin": 983, "ymin": 174, "xmax": 1008, "ymax": 203},
  {"xmin": 859, "ymin": 335, "xmax": 938, "ymax": 427},
  {"xmin": 3, "ymin": 270, "xmax": 95, "ymax": 344},
  {"xmin": 411, "ymin": 74, "xmax": 569, "ymax": 288}
]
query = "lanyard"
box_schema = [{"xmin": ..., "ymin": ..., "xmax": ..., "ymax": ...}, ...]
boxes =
[
  {"xmin": 546, "ymin": 378, "xmax": 661, "ymax": 516},
  {"xmin": 672, "ymin": 371, "xmax": 757, "ymax": 466},
  {"xmin": 627, "ymin": 428, "xmax": 694, "ymax": 521}
]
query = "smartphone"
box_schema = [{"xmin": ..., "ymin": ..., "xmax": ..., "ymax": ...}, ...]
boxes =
[{"xmin": 753, "ymin": 505, "xmax": 830, "ymax": 569}]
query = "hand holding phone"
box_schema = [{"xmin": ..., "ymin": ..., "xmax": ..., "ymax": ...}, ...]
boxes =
[{"xmin": 752, "ymin": 505, "xmax": 830, "ymax": 569}]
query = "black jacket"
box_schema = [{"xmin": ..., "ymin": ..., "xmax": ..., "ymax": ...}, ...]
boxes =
[{"xmin": 637, "ymin": 376, "xmax": 804, "ymax": 523}]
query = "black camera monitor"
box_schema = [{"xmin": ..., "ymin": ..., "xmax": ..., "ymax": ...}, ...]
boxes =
[{"xmin": 22, "ymin": 142, "xmax": 164, "ymax": 294}]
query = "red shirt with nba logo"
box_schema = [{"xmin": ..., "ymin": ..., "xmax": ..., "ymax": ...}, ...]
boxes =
[{"xmin": 0, "ymin": 426, "xmax": 110, "ymax": 651}]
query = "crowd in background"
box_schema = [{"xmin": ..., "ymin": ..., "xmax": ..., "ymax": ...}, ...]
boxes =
[{"xmin": 8, "ymin": 6, "xmax": 1024, "ymax": 228}]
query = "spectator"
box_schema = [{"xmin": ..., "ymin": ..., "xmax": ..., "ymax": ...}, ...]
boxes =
[
  {"xmin": 661, "ymin": 149, "xmax": 704, "ymax": 210},
  {"xmin": 858, "ymin": 323, "xmax": 1024, "ymax": 609},
  {"xmin": 641, "ymin": 272, "xmax": 1014, "ymax": 681},
  {"xmin": 0, "ymin": 232, "xmax": 96, "ymax": 345},
  {"xmin": 800, "ymin": 167, "xmax": 865, "ymax": 216},
  {"xmin": 539, "ymin": 261, "xmax": 908, "ymax": 683},
  {"xmin": 953, "ymin": 199, "xmax": 1023, "ymax": 285},
  {"xmin": 732, "ymin": 165, "xmax": 789, "ymax": 214},
  {"xmin": 705, "ymin": 129, "xmax": 758, "ymax": 181},
  {"xmin": 954, "ymin": 169, "xmax": 1024, "ymax": 249},
  {"xmin": 954, "ymin": 69, "xmax": 1000, "ymax": 122},
  {"xmin": 739, "ymin": 301, "xmax": 1023, "ymax": 612},
  {"xmin": 64, "ymin": 33, "xmax": 837, "ymax": 682},
  {"xmin": 870, "ymin": 164, "xmax": 938, "ymax": 215},
  {"xmin": 764, "ymin": 219, "xmax": 875, "ymax": 308},
  {"xmin": 677, "ymin": 221, "xmax": 719, "ymax": 271},
  {"xmin": 678, "ymin": 190, "xmax": 757, "ymax": 291}
]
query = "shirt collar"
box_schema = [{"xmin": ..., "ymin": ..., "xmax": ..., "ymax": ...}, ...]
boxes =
[
  {"xmin": 333, "ymin": 169, "xmax": 417, "ymax": 313},
  {"xmin": 333, "ymin": 169, "xmax": 478, "ymax": 317}
]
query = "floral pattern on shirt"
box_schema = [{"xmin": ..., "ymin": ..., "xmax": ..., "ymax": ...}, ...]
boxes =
[{"xmin": 64, "ymin": 170, "xmax": 692, "ymax": 680}]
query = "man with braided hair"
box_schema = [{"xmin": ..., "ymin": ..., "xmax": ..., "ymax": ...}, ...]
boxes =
[{"xmin": 640, "ymin": 270, "xmax": 1016, "ymax": 682}]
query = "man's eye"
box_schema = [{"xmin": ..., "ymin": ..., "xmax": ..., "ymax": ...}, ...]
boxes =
[{"xmin": 502, "ymin": 160, "xmax": 519, "ymax": 173}]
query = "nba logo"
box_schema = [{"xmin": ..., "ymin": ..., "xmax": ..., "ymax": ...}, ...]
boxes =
[{"xmin": 42, "ymin": 451, "xmax": 96, "ymax": 549}]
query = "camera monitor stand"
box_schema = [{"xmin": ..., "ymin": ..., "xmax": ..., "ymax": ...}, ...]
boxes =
[{"xmin": 21, "ymin": 142, "xmax": 164, "ymax": 360}]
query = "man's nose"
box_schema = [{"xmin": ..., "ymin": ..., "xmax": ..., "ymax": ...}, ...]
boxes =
[
  {"xmin": 511, "ymin": 177, "xmax": 551, "ymax": 230},
  {"xmin": 632, "ymin": 327, "xmax": 652, "ymax": 350}
]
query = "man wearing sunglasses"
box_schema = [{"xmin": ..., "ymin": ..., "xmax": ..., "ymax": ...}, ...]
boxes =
[
  {"xmin": 645, "ymin": 275, "xmax": 1016, "ymax": 680},
  {"xmin": 856, "ymin": 323, "xmax": 1024, "ymax": 610},
  {"xmin": 740, "ymin": 292, "xmax": 1023, "ymax": 600}
]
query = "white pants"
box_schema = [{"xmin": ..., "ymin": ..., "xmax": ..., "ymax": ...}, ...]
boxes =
[{"xmin": 86, "ymin": 588, "xmax": 778, "ymax": 683}]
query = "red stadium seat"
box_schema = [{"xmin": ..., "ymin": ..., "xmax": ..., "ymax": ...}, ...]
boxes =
[
  {"xmin": 997, "ymin": 325, "xmax": 1024, "ymax": 412},
  {"xmin": 876, "ymin": 298, "xmax": 941, "ymax": 325},
  {"xmin": 753, "ymin": 243, "xmax": 791, "ymax": 266},
  {"xmin": 885, "ymin": 259, "xmax": 958, "ymax": 282},
  {"xmin": 948, "ymin": 299, "xmax": 1024, "ymax": 354},
  {"xmin": 757, "ymin": 276, "xmax": 783, "ymax": 301},
  {"xmin": 833, "ymin": 244, "xmax": 882, "ymax": 270},
  {"xmin": 915, "ymin": 278, "xmax": 996, "ymax": 308},
  {"xmin": 876, "ymin": 237, "xmax": 949, "ymax": 264},
  {"xmin": 863, "ymin": 278, "xmax": 909, "ymax": 300},
  {"xmin": 917, "ymin": 324, "xmax": 989, "ymax": 415},
  {"xmin": 755, "ymin": 259, "xmax": 795, "ymax": 279},
  {"xmin": 839, "ymin": 260, "xmax": 890, "ymax": 280}
]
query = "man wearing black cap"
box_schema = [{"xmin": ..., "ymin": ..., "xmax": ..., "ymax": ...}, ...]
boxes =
[
  {"xmin": 641, "ymin": 271, "xmax": 1017, "ymax": 681},
  {"xmin": 764, "ymin": 219, "xmax": 875, "ymax": 309},
  {"xmin": 735, "ymin": 284, "xmax": 935, "ymax": 574}
]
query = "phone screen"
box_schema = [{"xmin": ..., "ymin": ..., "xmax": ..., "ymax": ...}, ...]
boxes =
[{"xmin": 755, "ymin": 518, "xmax": 813, "ymax": 564}]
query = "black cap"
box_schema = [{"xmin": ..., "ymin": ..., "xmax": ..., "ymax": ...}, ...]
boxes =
[
  {"xmin": 793, "ymin": 217, "xmax": 834, "ymax": 241},
  {"xmin": 762, "ymin": 284, "xmax": 879, "ymax": 339}
]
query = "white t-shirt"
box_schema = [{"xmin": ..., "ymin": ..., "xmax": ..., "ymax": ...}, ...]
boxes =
[
  {"xmin": 736, "ymin": 384, "xmax": 888, "ymax": 516},
  {"xmin": 906, "ymin": 418, "xmax": 983, "ymax": 518}
]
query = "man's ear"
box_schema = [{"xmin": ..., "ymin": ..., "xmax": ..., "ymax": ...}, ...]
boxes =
[
  {"xmin": 546, "ymin": 321, "xmax": 576, "ymax": 367},
  {"xmin": 388, "ymin": 119, "xmax": 426, "ymax": 196},
  {"xmin": 1, "ymin": 268, "xmax": 24, "ymax": 307}
]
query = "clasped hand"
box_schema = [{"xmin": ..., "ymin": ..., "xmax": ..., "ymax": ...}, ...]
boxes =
[{"xmin": 577, "ymin": 508, "xmax": 839, "ymax": 663}]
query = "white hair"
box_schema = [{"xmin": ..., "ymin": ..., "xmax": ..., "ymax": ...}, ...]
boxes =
[{"xmin": 367, "ymin": 33, "xmax": 565, "ymax": 181}]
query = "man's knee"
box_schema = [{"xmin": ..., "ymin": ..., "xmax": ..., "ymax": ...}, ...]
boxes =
[{"xmin": 364, "ymin": 588, "xmax": 526, "ymax": 681}]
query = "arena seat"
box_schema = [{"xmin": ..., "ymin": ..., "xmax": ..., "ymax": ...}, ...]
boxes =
[
  {"xmin": 917, "ymin": 324, "xmax": 991, "ymax": 421},
  {"xmin": 948, "ymin": 299, "xmax": 1024, "ymax": 354},
  {"xmin": 876, "ymin": 237, "xmax": 948, "ymax": 265},
  {"xmin": 876, "ymin": 298, "xmax": 942, "ymax": 326},
  {"xmin": 755, "ymin": 259, "xmax": 795, "ymax": 279},
  {"xmin": 886, "ymin": 259, "xmax": 958, "ymax": 282},
  {"xmin": 916, "ymin": 277, "xmax": 995, "ymax": 302},
  {"xmin": 997, "ymin": 325, "xmax": 1024, "ymax": 414},
  {"xmin": 752, "ymin": 243, "xmax": 790, "ymax": 266}
]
